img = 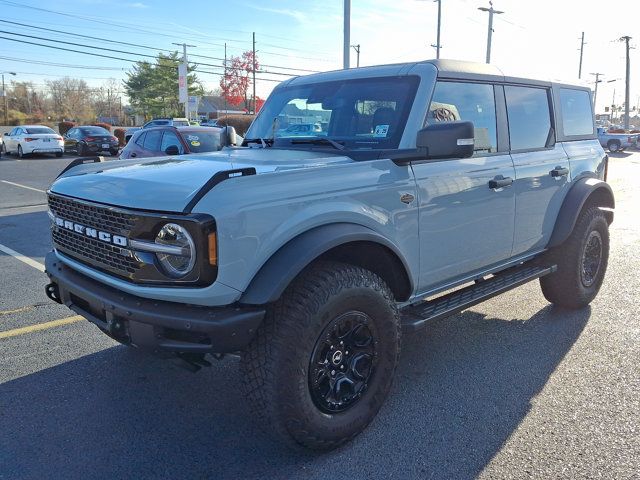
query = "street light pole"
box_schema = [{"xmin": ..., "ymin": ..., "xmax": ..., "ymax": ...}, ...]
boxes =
[
  {"xmin": 478, "ymin": 2, "xmax": 504, "ymax": 64},
  {"xmin": 433, "ymin": 0, "xmax": 442, "ymax": 59},
  {"xmin": 619, "ymin": 35, "xmax": 632, "ymax": 130},
  {"xmin": 1, "ymin": 71, "xmax": 16, "ymax": 126},
  {"xmin": 343, "ymin": 0, "xmax": 351, "ymax": 69}
]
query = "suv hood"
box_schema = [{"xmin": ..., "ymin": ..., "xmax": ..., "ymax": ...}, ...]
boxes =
[{"xmin": 50, "ymin": 148, "xmax": 352, "ymax": 212}]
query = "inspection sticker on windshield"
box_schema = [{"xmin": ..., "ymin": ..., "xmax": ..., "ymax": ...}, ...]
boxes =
[{"xmin": 374, "ymin": 125, "xmax": 389, "ymax": 137}]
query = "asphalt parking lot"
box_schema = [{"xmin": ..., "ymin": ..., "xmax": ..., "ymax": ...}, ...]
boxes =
[{"xmin": 0, "ymin": 152, "xmax": 638, "ymax": 479}]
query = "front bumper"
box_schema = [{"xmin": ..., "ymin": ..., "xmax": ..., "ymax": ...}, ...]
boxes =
[{"xmin": 45, "ymin": 251, "xmax": 265, "ymax": 354}]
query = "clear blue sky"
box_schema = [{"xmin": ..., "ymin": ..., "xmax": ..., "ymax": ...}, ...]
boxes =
[{"xmin": 1, "ymin": 0, "xmax": 639, "ymax": 113}]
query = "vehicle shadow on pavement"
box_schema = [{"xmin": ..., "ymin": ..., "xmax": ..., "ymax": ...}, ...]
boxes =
[{"xmin": 0, "ymin": 304, "xmax": 590, "ymax": 480}]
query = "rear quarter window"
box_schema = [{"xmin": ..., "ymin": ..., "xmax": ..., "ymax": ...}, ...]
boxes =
[{"xmin": 559, "ymin": 88, "xmax": 594, "ymax": 136}]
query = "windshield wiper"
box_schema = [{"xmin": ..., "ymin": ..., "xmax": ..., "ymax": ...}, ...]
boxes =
[
  {"xmin": 289, "ymin": 137, "xmax": 346, "ymax": 150},
  {"xmin": 243, "ymin": 138, "xmax": 274, "ymax": 148}
]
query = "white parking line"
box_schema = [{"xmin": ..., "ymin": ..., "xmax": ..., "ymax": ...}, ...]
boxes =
[
  {"xmin": 0, "ymin": 180, "xmax": 46, "ymax": 193},
  {"xmin": 0, "ymin": 243, "xmax": 45, "ymax": 272}
]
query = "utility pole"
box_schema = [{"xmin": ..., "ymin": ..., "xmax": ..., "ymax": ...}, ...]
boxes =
[
  {"xmin": 223, "ymin": 43, "xmax": 227, "ymax": 114},
  {"xmin": 433, "ymin": 0, "xmax": 442, "ymax": 59},
  {"xmin": 252, "ymin": 32, "xmax": 257, "ymax": 114},
  {"xmin": 619, "ymin": 35, "xmax": 632, "ymax": 130},
  {"xmin": 590, "ymin": 72, "xmax": 604, "ymax": 111},
  {"xmin": 1, "ymin": 72, "xmax": 16, "ymax": 126},
  {"xmin": 478, "ymin": 1, "xmax": 504, "ymax": 64},
  {"xmin": 172, "ymin": 42, "xmax": 196, "ymax": 119},
  {"xmin": 578, "ymin": 32, "xmax": 585, "ymax": 79},
  {"xmin": 351, "ymin": 44, "xmax": 361, "ymax": 67},
  {"xmin": 343, "ymin": 0, "xmax": 351, "ymax": 69}
]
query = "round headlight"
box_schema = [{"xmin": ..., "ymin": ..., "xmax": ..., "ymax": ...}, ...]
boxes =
[{"xmin": 155, "ymin": 223, "xmax": 196, "ymax": 278}]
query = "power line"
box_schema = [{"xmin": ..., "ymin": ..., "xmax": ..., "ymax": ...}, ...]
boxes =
[
  {"xmin": 1, "ymin": 20, "xmax": 322, "ymax": 74},
  {"xmin": 0, "ymin": 2, "xmax": 335, "ymax": 62}
]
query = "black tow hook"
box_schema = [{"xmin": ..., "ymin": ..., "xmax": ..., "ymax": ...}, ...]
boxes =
[{"xmin": 45, "ymin": 283, "xmax": 62, "ymax": 304}]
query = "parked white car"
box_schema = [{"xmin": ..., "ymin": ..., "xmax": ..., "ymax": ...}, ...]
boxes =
[{"xmin": 2, "ymin": 125, "xmax": 64, "ymax": 158}]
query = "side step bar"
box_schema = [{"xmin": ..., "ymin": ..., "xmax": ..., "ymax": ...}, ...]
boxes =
[{"xmin": 400, "ymin": 263, "xmax": 557, "ymax": 333}]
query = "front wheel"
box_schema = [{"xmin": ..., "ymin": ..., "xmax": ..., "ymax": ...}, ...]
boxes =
[
  {"xmin": 540, "ymin": 206, "xmax": 609, "ymax": 309},
  {"xmin": 241, "ymin": 261, "xmax": 400, "ymax": 450}
]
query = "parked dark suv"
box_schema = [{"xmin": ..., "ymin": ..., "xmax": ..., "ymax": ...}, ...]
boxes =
[
  {"xmin": 119, "ymin": 126, "xmax": 226, "ymax": 159},
  {"xmin": 64, "ymin": 126, "xmax": 119, "ymax": 156}
]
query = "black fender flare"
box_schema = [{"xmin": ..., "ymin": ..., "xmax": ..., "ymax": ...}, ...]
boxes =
[
  {"xmin": 547, "ymin": 177, "xmax": 614, "ymax": 248},
  {"xmin": 239, "ymin": 223, "xmax": 414, "ymax": 305}
]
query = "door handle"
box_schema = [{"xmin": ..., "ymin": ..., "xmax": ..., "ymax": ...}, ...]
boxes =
[
  {"xmin": 550, "ymin": 166, "xmax": 569, "ymax": 177},
  {"xmin": 488, "ymin": 175, "xmax": 513, "ymax": 189},
  {"xmin": 130, "ymin": 152, "xmax": 137, "ymax": 158}
]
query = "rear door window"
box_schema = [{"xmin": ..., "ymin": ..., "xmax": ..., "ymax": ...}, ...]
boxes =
[
  {"xmin": 428, "ymin": 81, "xmax": 498, "ymax": 155},
  {"xmin": 143, "ymin": 131, "xmax": 163, "ymax": 151},
  {"xmin": 559, "ymin": 88, "xmax": 594, "ymax": 136},
  {"xmin": 505, "ymin": 86, "xmax": 552, "ymax": 151}
]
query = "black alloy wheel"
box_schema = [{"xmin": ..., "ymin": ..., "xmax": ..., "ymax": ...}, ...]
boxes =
[
  {"xmin": 581, "ymin": 230, "xmax": 603, "ymax": 288},
  {"xmin": 309, "ymin": 311, "xmax": 377, "ymax": 413}
]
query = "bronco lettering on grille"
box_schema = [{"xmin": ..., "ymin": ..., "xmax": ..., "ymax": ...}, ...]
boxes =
[{"xmin": 54, "ymin": 216, "xmax": 128, "ymax": 247}]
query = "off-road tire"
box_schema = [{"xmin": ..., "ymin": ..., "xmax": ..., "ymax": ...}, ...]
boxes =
[
  {"xmin": 540, "ymin": 206, "xmax": 609, "ymax": 309},
  {"xmin": 241, "ymin": 261, "xmax": 401, "ymax": 451}
]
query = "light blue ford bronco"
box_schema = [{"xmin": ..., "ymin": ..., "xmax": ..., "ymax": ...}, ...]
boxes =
[{"xmin": 44, "ymin": 60, "xmax": 613, "ymax": 450}]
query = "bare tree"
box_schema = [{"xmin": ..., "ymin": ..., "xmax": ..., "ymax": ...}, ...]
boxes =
[{"xmin": 46, "ymin": 77, "xmax": 95, "ymax": 122}]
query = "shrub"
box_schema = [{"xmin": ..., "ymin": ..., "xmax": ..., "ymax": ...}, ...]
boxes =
[
  {"xmin": 58, "ymin": 121, "xmax": 76, "ymax": 135},
  {"xmin": 215, "ymin": 115, "xmax": 255, "ymax": 136},
  {"xmin": 6, "ymin": 109, "xmax": 27, "ymax": 126},
  {"xmin": 92, "ymin": 122, "xmax": 112, "ymax": 132},
  {"xmin": 113, "ymin": 128, "xmax": 126, "ymax": 146}
]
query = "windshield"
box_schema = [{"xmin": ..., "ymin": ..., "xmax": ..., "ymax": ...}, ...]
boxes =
[
  {"xmin": 182, "ymin": 130, "xmax": 221, "ymax": 153},
  {"xmin": 25, "ymin": 127, "xmax": 55, "ymax": 134},
  {"xmin": 80, "ymin": 127, "xmax": 110, "ymax": 136},
  {"xmin": 247, "ymin": 76, "xmax": 419, "ymax": 150}
]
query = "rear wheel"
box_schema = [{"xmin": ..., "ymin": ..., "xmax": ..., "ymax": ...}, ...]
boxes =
[
  {"xmin": 17, "ymin": 145, "xmax": 25, "ymax": 158},
  {"xmin": 241, "ymin": 261, "xmax": 401, "ymax": 450},
  {"xmin": 77, "ymin": 143, "xmax": 85, "ymax": 156},
  {"xmin": 109, "ymin": 149, "xmax": 119, "ymax": 157},
  {"xmin": 55, "ymin": 151, "xmax": 63, "ymax": 158},
  {"xmin": 607, "ymin": 140, "xmax": 621, "ymax": 153},
  {"xmin": 540, "ymin": 206, "xmax": 609, "ymax": 309}
]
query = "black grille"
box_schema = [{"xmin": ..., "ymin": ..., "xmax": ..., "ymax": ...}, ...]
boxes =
[
  {"xmin": 48, "ymin": 194, "xmax": 141, "ymax": 279},
  {"xmin": 48, "ymin": 194, "xmax": 135, "ymax": 235}
]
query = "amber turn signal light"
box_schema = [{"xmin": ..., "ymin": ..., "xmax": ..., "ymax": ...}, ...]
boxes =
[{"xmin": 208, "ymin": 232, "xmax": 217, "ymax": 266}]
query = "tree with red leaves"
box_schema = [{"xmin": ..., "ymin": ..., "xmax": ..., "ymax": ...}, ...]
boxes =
[{"xmin": 220, "ymin": 51, "xmax": 260, "ymax": 111}]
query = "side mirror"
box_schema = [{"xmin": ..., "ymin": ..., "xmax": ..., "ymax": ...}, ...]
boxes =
[
  {"xmin": 219, "ymin": 126, "xmax": 237, "ymax": 147},
  {"xmin": 3, "ymin": 132, "xmax": 8, "ymax": 136},
  {"xmin": 165, "ymin": 145, "xmax": 180, "ymax": 156},
  {"xmin": 416, "ymin": 121, "xmax": 475, "ymax": 159}
]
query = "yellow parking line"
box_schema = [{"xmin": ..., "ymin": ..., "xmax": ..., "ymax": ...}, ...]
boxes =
[
  {"xmin": 0, "ymin": 315, "xmax": 83, "ymax": 340},
  {"xmin": 0, "ymin": 305, "xmax": 35, "ymax": 316}
]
